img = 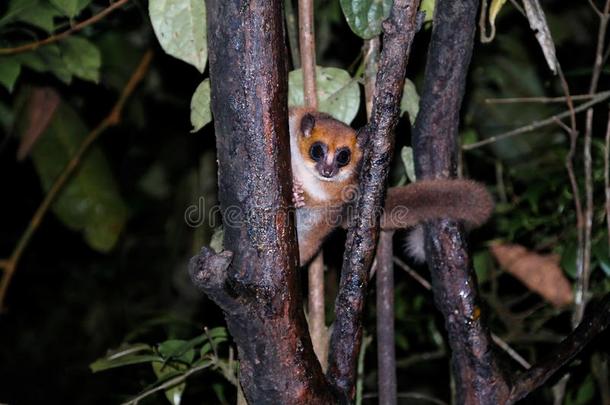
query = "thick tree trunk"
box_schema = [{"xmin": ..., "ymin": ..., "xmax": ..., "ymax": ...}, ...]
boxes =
[
  {"xmin": 412, "ymin": 1, "xmax": 511, "ymax": 403},
  {"xmin": 194, "ymin": 1, "xmax": 332, "ymax": 403}
]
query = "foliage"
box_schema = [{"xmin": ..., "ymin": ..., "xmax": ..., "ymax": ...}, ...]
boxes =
[{"xmin": 0, "ymin": 0, "xmax": 609, "ymax": 404}]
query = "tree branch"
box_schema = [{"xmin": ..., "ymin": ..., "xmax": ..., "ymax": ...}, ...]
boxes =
[
  {"xmin": 508, "ymin": 293, "xmax": 610, "ymax": 403},
  {"xmin": 411, "ymin": 1, "xmax": 511, "ymax": 403},
  {"xmin": 326, "ymin": 0, "xmax": 421, "ymax": 400},
  {"xmin": 376, "ymin": 231, "xmax": 397, "ymax": 405},
  {"xmin": 197, "ymin": 1, "xmax": 333, "ymax": 403},
  {"xmin": 0, "ymin": 0, "xmax": 131, "ymax": 56}
]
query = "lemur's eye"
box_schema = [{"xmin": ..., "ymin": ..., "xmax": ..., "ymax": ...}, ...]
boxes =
[
  {"xmin": 310, "ymin": 142, "xmax": 325, "ymax": 162},
  {"xmin": 336, "ymin": 148, "xmax": 351, "ymax": 167}
]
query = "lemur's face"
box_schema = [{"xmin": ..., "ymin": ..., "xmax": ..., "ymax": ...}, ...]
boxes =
[{"xmin": 297, "ymin": 113, "xmax": 362, "ymax": 182}]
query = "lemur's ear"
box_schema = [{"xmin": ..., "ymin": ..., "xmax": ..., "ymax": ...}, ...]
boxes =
[{"xmin": 300, "ymin": 113, "xmax": 315, "ymax": 138}]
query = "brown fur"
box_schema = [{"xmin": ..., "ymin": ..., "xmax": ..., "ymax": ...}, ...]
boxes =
[
  {"xmin": 289, "ymin": 108, "xmax": 494, "ymax": 265},
  {"xmin": 290, "ymin": 108, "xmax": 362, "ymax": 207},
  {"xmin": 381, "ymin": 179, "xmax": 494, "ymax": 230}
]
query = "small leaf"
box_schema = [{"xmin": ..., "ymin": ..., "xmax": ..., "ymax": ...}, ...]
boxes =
[
  {"xmin": 400, "ymin": 78, "xmax": 419, "ymax": 124},
  {"xmin": 50, "ymin": 0, "xmax": 91, "ymax": 18},
  {"xmin": 17, "ymin": 1, "xmax": 63, "ymax": 32},
  {"xmin": 400, "ymin": 146, "xmax": 416, "ymax": 183},
  {"xmin": 288, "ymin": 66, "xmax": 360, "ymax": 124},
  {"xmin": 152, "ymin": 361, "xmax": 187, "ymax": 405},
  {"xmin": 339, "ymin": 0, "xmax": 393, "ymax": 39},
  {"xmin": 0, "ymin": 0, "xmax": 38, "ymax": 26},
  {"xmin": 190, "ymin": 79, "xmax": 212, "ymax": 132},
  {"xmin": 419, "ymin": 0, "xmax": 435, "ymax": 24},
  {"xmin": 149, "ymin": 0, "xmax": 207, "ymax": 73},
  {"xmin": 158, "ymin": 340, "xmax": 196, "ymax": 364},
  {"xmin": 0, "ymin": 57, "xmax": 21, "ymax": 92},
  {"xmin": 60, "ymin": 37, "xmax": 101, "ymax": 83},
  {"xmin": 16, "ymin": 45, "xmax": 73, "ymax": 84},
  {"xmin": 489, "ymin": 0, "xmax": 507, "ymax": 34}
]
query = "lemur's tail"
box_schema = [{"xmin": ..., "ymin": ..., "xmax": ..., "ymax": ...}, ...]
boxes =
[{"xmin": 381, "ymin": 179, "xmax": 494, "ymax": 230}]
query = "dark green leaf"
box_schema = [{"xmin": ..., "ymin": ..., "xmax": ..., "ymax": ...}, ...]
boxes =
[
  {"xmin": 158, "ymin": 340, "xmax": 196, "ymax": 364},
  {"xmin": 60, "ymin": 37, "xmax": 101, "ymax": 83},
  {"xmin": 340, "ymin": 0, "xmax": 393, "ymax": 39},
  {"xmin": 16, "ymin": 45, "xmax": 73, "ymax": 84},
  {"xmin": 21, "ymin": 101, "xmax": 127, "ymax": 252},
  {"xmin": 50, "ymin": 0, "xmax": 91, "ymax": 18},
  {"xmin": 17, "ymin": 1, "xmax": 63, "ymax": 31},
  {"xmin": 0, "ymin": 57, "xmax": 21, "ymax": 92},
  {"xmin": 152, "ymin": 361, "xmax": 187, "ymax": 405}
]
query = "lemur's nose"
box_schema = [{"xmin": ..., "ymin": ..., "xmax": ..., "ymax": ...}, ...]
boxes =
[{"xmin": 321, "ymin": 167, "xmax": 333, "ymax": 177}]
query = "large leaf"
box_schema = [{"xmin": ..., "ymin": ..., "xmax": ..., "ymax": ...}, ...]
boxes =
[
  {"xmin": 190, "ymin": 79, "xmax": 211, "ymax": 132},
  {"xmin": 149, "ymin": 0, "xmax": 207, "ymax": 73},
  {"xmin": 288, "ymin": 66, "xmax": 360, "ymax": 124},
  {"xmin": 340, "ymin": 0, "xmax": 393, "ymax": 39},
  {"xmin": 20, "ymin": 97, "xmax": 127, "ymax": 252}
]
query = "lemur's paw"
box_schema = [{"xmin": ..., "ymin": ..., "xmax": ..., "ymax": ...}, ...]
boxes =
[{"xmin": 292, "ymin": 179, "xmax": 305, "ymax": 208}]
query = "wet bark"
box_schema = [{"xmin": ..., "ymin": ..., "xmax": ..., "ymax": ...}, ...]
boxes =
[
  {"xmin": 412, "ymin": 1, "xmax": 511, "ymax": 403},
  {"xmin": 191, "ymin": 1, "xmax": 332, "ymax": 403},
  {"xmin": 326, "ymin": 0, "xmax": 421, "ymax": 400}
]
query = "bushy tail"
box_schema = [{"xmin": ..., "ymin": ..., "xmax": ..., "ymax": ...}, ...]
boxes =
[{"xmin": 381, "ymin": 179, "xmax": 494, "ymax": 230}]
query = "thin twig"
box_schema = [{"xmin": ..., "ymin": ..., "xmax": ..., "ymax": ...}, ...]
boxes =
[
  {"xmin": 122, "ymin": 361, "xmax": 213, "ymax": 405},
  {"xmin": 376, "ymin": 231, "xmax": 396, "ymax": 405},
  {"xmin": 605, "ymin": 109, "xmax": 610, "ymax": 247},
  {"xmin": 509, "ymin": 0, "xmax": 526, "ymax": 16},
  {"xmin": 363, "ymin": 37, "xmax": 380, "ymax": 118},
  {"xmin": 394, "ymin": 256, "xmax": 531, "ymax": 369},
  {"xmin": 589, "ymin": 0, "xmax": 604, "ymax": 18},
  {"xmin": 574, "ymin": 0, "xmax": 610, "ymax": 327},
  {"xmin": 298, "ymin": 0, "xmax": 326, "ymax": 371},
  {"xmin": 462, "ymin": 90, "xmax": 610, "ymax": 150},
  {"xmin": 393, "ymin": 257, "xmax": 431, "ymax": 290},
  {"xmin": 284, "ymin": 0, "xmax": 300, "ymax": 69},
  {"xmin": 0, "ymin": 51, "xmax": 153, "ymax": 310},
  {"xmin": 363, "ymin": 392, "xmax": 449, "ymax": 405},
  {"xmin": 308, "ymin": 253, "xmax": 328, "ymax": 370},
  {"xmin": 485, "ymin": 93, "xmax": 600, "ymax": 104},
  {"xmin": 551, "ymin": 61, "xmax": 580, "ymax": 405},
  {"xmin": 298, "ymin": 0, "xmax": 317, "ymax": 108},
  {"xmin": 0, "ymin": 0, "xmax": 130, "ymax": 55},
  {"xmin": 491, "ymin": 334, "xmax": 531, "ymax": 370}
]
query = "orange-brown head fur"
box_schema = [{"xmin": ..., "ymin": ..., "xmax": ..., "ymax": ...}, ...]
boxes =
[{"xmin": 295, "ymin": 111, "xmax": 362, "ymax": 184}]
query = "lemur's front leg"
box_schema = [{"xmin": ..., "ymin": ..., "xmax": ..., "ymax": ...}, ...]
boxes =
[{"xmin": 292, "ymin": 179, "xmax": 306, "ymax": 208}]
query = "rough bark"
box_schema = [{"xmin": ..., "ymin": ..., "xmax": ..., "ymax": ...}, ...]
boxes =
[
  {"xmin": 411, "ymin": 0, "xmax": 511, "ymax": 403},
  {"xmin": 190, "ymin": 1, "xmax": 333, "ymax": 403},
  {"xmin": 376, "ymin": 231, "xmax": 397, "ymax": 405},
  {"xmin": 326, "ymin": 0, "xmax": 421, "ymax": 401}
]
